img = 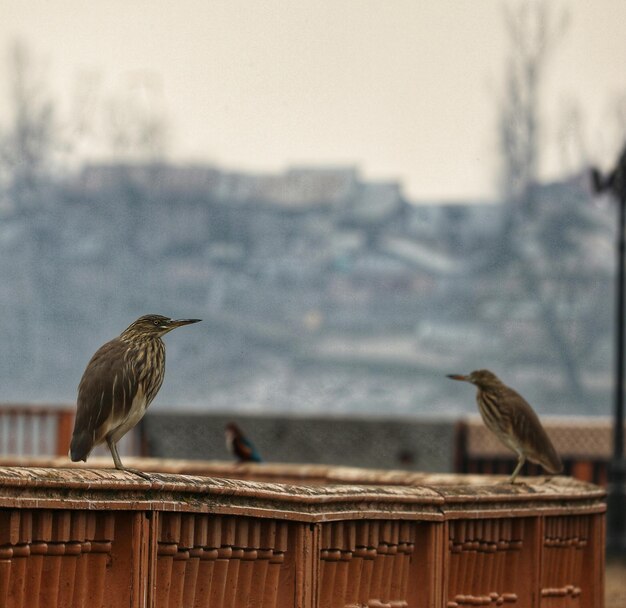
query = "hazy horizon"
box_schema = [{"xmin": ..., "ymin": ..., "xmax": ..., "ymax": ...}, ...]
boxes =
[{"xmin": 1, "ymin": 0, "xmax": 625, "ymax": 201}]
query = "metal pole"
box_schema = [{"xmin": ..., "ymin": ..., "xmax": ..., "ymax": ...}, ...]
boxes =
[
  {"xmin": 607, "ymin": 154, "xmax": 626, "ymax": 555},
  {"xmin": 615, "ymin": 190, "xmax": 626, "ymax": 464}
]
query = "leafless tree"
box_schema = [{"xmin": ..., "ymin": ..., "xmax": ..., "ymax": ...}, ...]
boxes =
[
  {"xmin": 494, "ymin": 1, "xmax": 602, "ymax": 403},
  {"xmin": 0, "ymin": 41, "xmax": 59, "ymax": 212},
  {"xmin": 0, "ymin": 41, "xmax": 65, "ymax": 380},
  {"xmin": 498, "ymin": 0, "xmax": 568, "ymax": 212}
]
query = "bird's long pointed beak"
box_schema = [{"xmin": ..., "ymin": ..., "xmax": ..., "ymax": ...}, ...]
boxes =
[
  {"xmin": 171, "ymin": 318, "xmax": 202, "ymax": 327},
  {"xmin": 447, "ymin": 374, "xmax": 469, "ymax": 381}
]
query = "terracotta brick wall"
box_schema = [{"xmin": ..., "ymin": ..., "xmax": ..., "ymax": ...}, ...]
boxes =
[{"xmin": 0, "ymin": 463, "xmax": 606, "ymax": 607}]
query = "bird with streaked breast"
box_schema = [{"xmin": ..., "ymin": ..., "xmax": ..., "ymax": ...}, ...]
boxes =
[
  {"xmin": 70, "ymin": 314, "xmax": 201, "ymax": 477},
  {"xmin": 447, "ymin": 369, "xmax": 563, "ymax": 483},
  {"xmin": 225, "ymin": 422, "xmax": 262, "ymax": 463}
]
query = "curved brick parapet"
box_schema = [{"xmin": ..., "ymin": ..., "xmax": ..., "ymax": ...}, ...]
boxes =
[{"xmin": 0, "ymin": 462, "xmax": 606, "ymax": 607}]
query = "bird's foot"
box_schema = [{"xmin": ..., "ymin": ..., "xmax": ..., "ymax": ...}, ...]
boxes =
[
  {"xmin": 496, "ymin": 477, "xmax": 520, "ymax": 485},
  {"xmin": 117, "ymin": 466, "xmax": 153, "ymax": 481}
]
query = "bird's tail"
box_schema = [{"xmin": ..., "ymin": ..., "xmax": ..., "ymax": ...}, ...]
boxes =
[
  {"xmin": 69, "ymin": 432, "xmax": 92, "ymax": 463},
  {"xmin": 540, "ymin": 444, "xmax": 563, "ymax": 475}
]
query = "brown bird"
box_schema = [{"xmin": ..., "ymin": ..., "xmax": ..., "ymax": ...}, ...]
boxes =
[
  {"xmin": 70, "ymin": 314, "xmax": 201, "ymax": 476},
  {"xmin": 447, "ymin": 369, "xmax": 562, "ymax": 483}
]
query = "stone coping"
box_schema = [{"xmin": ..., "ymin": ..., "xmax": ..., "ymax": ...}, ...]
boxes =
[{"xmin": 0, "ymin": 459, "xmax": 606, "ymax": 522}]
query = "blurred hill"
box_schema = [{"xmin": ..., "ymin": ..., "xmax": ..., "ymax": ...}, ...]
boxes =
[{"xmin": 0, "ymin": 161, "xmax": 614, "ymax": 416}]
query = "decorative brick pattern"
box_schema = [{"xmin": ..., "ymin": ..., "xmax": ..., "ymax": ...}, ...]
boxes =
[
  {"xmin": 541, "ymin": 515, "xmax": 594, "ymax": 608},
  {"xmin": 0, "ymin": 510, "xmax": 116, "ymax": 608},
  {"xmin": 155, "ymin": 513, "xmax": 290, "ymax": 608},
  {"xmin": 319, "ymin": 520, "xmax": 416, "ymax": 608},
  {"xmin": 446, "ymin": 519, "xmax": 529, "ymax": 607}
]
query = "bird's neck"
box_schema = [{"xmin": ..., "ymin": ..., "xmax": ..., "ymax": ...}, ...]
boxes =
[
  {"xmin": 119, "ymin": 330, "xmax": 164, "ymax": 344},
  {"xmin": 476, "ymin": 383, "xmax": 501, "ymax": 394}
]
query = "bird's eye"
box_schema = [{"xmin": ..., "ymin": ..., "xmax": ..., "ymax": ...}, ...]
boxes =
[{"xmin": 153, "ymin": 320, "xmax": 159, "ymax": 326}]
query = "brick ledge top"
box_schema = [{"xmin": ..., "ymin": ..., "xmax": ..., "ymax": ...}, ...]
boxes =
[{"xmin": 0, "ymin": 460, "xmax": 605, "ymax": 519}]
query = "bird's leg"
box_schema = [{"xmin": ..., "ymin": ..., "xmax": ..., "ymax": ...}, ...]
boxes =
[
  {"xmin": 509, "ymin": 454, "xmax": 526, "ymax": 484},
  {"xmin": 106, "ymin": 437, "xmax": 152, "ymax": 481},
  {"xmin": 107, "ymin": 436, "xmax": 125, "ymax": 469}
]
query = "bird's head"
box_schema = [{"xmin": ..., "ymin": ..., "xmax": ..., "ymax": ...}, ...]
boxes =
[
  {"xmin": 121, "ymin": 314, "xmax": 201, "ymax": 339},
  {"xmin": 447, "ymin": 369, "xmax": 502, "ymax": 389},
  {"xmin": 225, "ymin": 422, "xmax": 242, "ymax": 441}
]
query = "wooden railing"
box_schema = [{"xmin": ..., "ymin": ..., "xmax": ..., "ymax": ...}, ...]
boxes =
[{"xmin": 0, "ymin": 461, "xmax": 605, "ymax": 608}]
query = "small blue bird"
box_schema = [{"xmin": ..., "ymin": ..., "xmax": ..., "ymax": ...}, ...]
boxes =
[{"xmin": 225, "ymin": 422, "xmax": 262, "ymax": 463}]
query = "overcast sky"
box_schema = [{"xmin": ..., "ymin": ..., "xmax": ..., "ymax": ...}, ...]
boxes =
[{"xmin": 1, "ymin": 0, "xmax": 625, "ymax": 201}]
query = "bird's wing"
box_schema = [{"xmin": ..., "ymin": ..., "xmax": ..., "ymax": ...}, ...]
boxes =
[
  {"xmin": 243, "ymin": 437, "xmax": 262, "ymax": 462},
  {"xmin": 502, "ymin": 387, "xmax": 562, "ymax": 473},
  {"xmin": 74, "ymin": 339, "xmax": 136, "ymax": 444},
  {"xmin": 234, "ymin": 436, "xmax": 262, "ymax": 462}
]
